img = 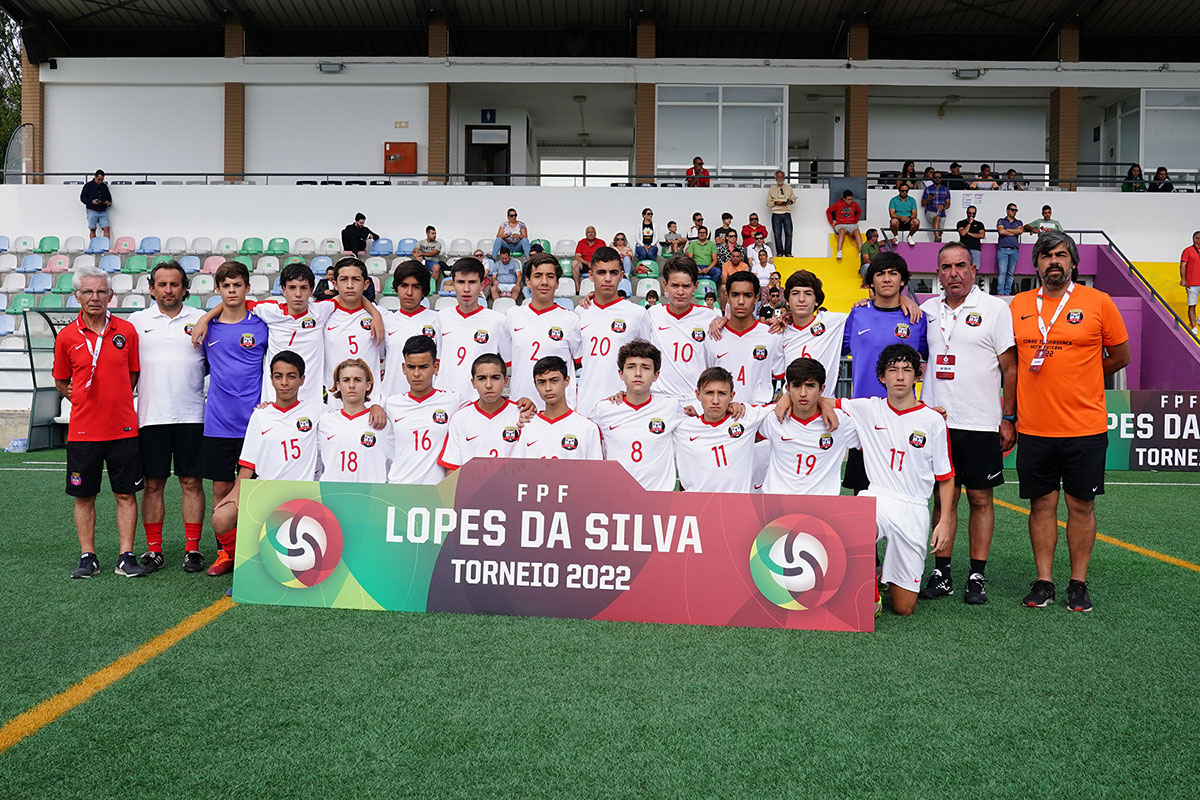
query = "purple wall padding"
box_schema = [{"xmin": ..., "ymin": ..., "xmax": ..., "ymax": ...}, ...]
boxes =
[{"xmin": 894, "ymin": 241, "xmax": 1097, "ymax": 276}]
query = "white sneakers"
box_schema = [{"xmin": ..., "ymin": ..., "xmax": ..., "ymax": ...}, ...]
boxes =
[{"xmin": 836, "ymin": 249, "xmax": 843, "ymax": 259}]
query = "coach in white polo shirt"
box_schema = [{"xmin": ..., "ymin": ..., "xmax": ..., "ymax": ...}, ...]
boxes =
[
  {"xmin": 917, "ymin": 242, "xmax": 1016, "ymax": 605},
  {"xmin": 129, "ymin": 260, "xmax": 208, "ymax": 575}
]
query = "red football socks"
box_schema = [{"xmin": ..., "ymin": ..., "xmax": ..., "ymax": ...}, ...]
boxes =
[
  {"xmin": 215, "ymin": 527, "xmax": 237, "ymax": 555},
  {"xmin": 184, "ymin": 522, "xmax": 202, "ymax": 553},
  {"xmin": 144, "ymin": 522, "xmax": 163, "ymax": 554}
]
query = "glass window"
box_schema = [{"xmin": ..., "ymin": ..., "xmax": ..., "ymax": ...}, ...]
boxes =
[
  {"xmin": 658, "ymin": 86, "xmax": 719, "ymax": 103},
  {"xmin": 657, "ymin": 106, "xmax": 719, "ymax": 168},
  {"xmin": 582, "ymin": 159, "xmax": 629, "ymax": 187},
  {"xmin": 540, "ymin": 158, "xmax": 583, "ymax": 187},
  {"xmin": 1143, "ymin": 109, "xmax": 1200, "ymax": 169},
  {"xmin": 1144, "ymin": 90, "xmax": 1200, "ymax": 107},
  {"xmin": 720, "ymin": 106, "xmax": 781, "ymax": 168},
  {"xmin": 722, "ymin": 87, "xmax": 784, "ymax": 103},
  {"xmin": 655, "ymin": 85, "xmax": 786, "ymax": 174}
]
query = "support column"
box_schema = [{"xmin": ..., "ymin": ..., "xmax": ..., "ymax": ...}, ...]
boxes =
[
  {"xmin": 19, "ymin": 43, "xmax": 43, "ymax": 184},
  {"xmin": 634, "ymin": 18, "xmax": 656, "ymax": 182},
  {"xmin": 223, "ymin": 20, "xmax": 245, "ymax": 181},
  {"xmin": 427, "ymin": 18, "xmax": 450, "ymax": 183},
  {"xmin": 1049, "ymin": 23, "xmax": 1079, "ymax": 188},
  {"xmin": 843, "ymin": 20, "xmax": 869, "ymax": 178}
]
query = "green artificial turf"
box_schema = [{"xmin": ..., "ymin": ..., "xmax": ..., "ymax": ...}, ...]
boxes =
[{"xmin": 1, "ymin": 451, "xmax": 1197, "ymax": 797}]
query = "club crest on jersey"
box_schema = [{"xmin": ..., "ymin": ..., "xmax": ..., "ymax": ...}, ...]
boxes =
[
  {"xmin": 548, "ymin": 326, "xmax": 564, "ymax": 341},
  {"xmin": 561, "ymin": 435, "xmax": 579, "ymax": 451},
  {"xmin": 909, "ymin": 430, "xmax": 927, "ymax": 448},
  {"xmin": 811, "ymin": 322, "xmax": 826, "ymax": 336},
  {"xmin": 240, "ymin": 333, "xmax": 256, "ymax": 348},
  {"xmin": 69, "ymin": 472, "xmax": 82, "ymax": 486},
  {"xmin": 894, "ymin": 322, "xmax": 911, "ymax": 339},
  {"xmin": 752, "ymin": 345, "xmax": 768, "ymax": 361},
  {"xmin": 359, "ymin": 317, "xmax": 373, "ymax": 331},
  {"xmin": 474, "ymin": 330, "xmax": 489, "ymax": 344},
  {"xmin": 432, "ymin": 410, "xmax": 449, "ymax": 424},
  {"xmin": 360, "ymin": 432, "xmax": 376, "ymax": 447},
  {"xmin": 301, "ymin": 317, "xmax": 316, "ymax": 329},
  {"xmin": 111, "ymin": 333, "xmax": 126, "ymax": 349},
  {"xmin": 965, "ymin": 313, "xmax": 982, "ymax": 327},
  {"xmin": 502, "ymin": 426, "xmax": 520, "ymax": 443},
  {"xmin": 648, "ymin": 418, "xmax": 666, "ymax": 434},
  {"xmin": 819, "ymin": 433, "xmax": 834, "ymax": 450},
  {"xmin": 184, "ymin": 324, "xmax": 195, "ymax": 335},
  {"xmin": 728, "ymin": 423, "xmax": 745, "ymax": 439},
  {"xmin": 611, "ymin": 319, "xmax": 627, "ymax": 333},
  {"xmin": 296, "ymin": 417, "xmax": 313, "ymax": 432},
  {"xmin": 691, "ymin": 328, "xmax": 706, "ymax": 342},
  {"xmin": 422, "ymin": 325, "xmax": 435, "ymax": 337},
  {"xmin": 1067, "ymin": 309, "xmax": 1084, "ymax": 324}
]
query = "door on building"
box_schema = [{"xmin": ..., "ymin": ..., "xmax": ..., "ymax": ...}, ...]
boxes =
[{"xmin": 465, "ymin": 126, "xmax": 511, "ymax": 185}]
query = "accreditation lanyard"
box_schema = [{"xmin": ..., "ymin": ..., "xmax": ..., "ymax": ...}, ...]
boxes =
[
  {"xmin": 934, "ymin": 289, "xmax": 972, "ymax": 380},
  {"xmin": 1029, "ymin": 282, "xmax": 1074, "ymax": 372},
  {"xmin": 78, "ymin": 312, "xmax": 111, "ymax": 391}
]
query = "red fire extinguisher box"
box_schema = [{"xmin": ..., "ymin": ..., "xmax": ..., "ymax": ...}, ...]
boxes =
[{"xmin": 384, "ymin": 142, "xmax": 418, "ymax": 174}]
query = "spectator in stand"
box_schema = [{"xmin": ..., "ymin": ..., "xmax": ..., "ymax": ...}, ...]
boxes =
[
  {"xmin": 686, "ymin": 156, "xmax": 711, "ymax": 187},
  {"xmin": 1121, "ymin": 163, "xmax": 1146, "ymax": 192},
  {"xmin": 686, "ymin": 226, "xmax": 720, "ymax": 280},
  {"xmin": 314, "ymin": 265, "xmax": 338, "ymax": 300},
  {"xmin": 611, "ymin": 233, "xmax": 635, "ymax": 277},
  {"xmin": 995, "ymin": 203, "xmax": 1025, "ymax": 295},
  {"xmin": 644, "ymin": 289, "xmax": 659, "ymax": 306},
  {"xmin": 956, "ymin": 206, "xmax": 986, "ymax": 267},
  {"xmin": 80, "ymin": 169, "xmax": 113, "ymax": 240},
  {"xmin": 687, "ymin": 212, "xmax": 705, "ymax": 241},
  {"xmin": 826, "ymin": 188, "xmax": 864, "ymax": 260},
  {"xmin": 971, "ymin": 164, "xmax": 998, "ymax": 190},
  {"xmin": 742, "ymin": 213, "xmax": 768, "ymax": 247},
  {"xmin": 761, "ymin": 270, "xmax": 782, "ymax": 307},
  {"xmin": 489, "ymin": 247, "xmax": 522, "ymax": 301},
  {"xmin": 1025, "ymin": 205, "xmax": 1062, "ymax": 234},
  {"xmin": 704, "ymin": 292, "xmax": 717, "ymax": 309},
  {"xmin": 719, "ymin": 248, "xmax": 748, "ymax": 305},
  {"xmin": 635, "ymin": 208, "xmax": 658, "ymax": 262},
  {"xmin": 767, "ymin": 170, "xmax": 796, "ymax": 256},
  {"xmin": 573, "ymin": 226, "xmax": 607, "ymax": 278},
  {"xmin": 1148, "ymin": 167, "xmax": 1174, "ymax": 193},
  {"xmin": 920, "ymin": 166, "xmax": 936, "ymax": 188},
  {"xmin": 859, "ymin": 228, "xmax": 881, "ymax": 281},
  {"xmin": 888, "ymin": 184, "xmax": 920, "ymax": 247},
  {"xmin": 751, "ymin": 247, "xmax": 773, "ymax": 284},
  {"xmin": 663, "ymin": 220, "xmax": 686, "ymax": 254},
  {"xmin": 714, "ymin": 212, "xmax": 737, "ymax": 243},
  {"xmin": 1180, "ymin": 230, "xmax": 1200, "ymax": 335},
  {"xmin": 341, "ymin": 212, "xmax": 378, "ymax": 254},
  {"xmin": 746, "ymin": 230, "xmax": 773, "ymax": 265},
  {"xmin": 1000, "ymin": 169, "xmax": 1025, "ymax": 191},
  {"xmin": 895, "ymin": 160, "xmax": 918, "ymax": 190},
  {"xmin": 716, "ymin": 231, "xmax": 742, "ymax": 267},
  {"xmin": 471, "ymin": 248, "xmax": 495, "ymax": 277},
  {"xmin": 414, "ymin": 225, "xmax": 448, "ymax": 283},
  {"xmin": 492, "ymin": 208, "xmax": 531, "ymax": 259},
  {"xmin": 921, "ymin": 171, "xmax": 952, "ymax": 243},
  {"xmin": 945, "ymin": 161, "xmax": 968, "ymax": 190}
]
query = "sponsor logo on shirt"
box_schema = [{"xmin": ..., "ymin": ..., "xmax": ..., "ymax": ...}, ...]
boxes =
[
  {"xmin": 611, "ymin": 320, "xmax": 627, "ymax": 333},
  {"xmin": 1066, "ymin": 309, "xmax": 1084, "ymax": 324},
  {"xmin": 691, "ymin": 328, "xmax": 706, "ymax": 343},
  {"xmin": 474, "ymin": 330, "xmax": 490, "ymax": 344},
  {"xmin": 548, "ymin": 326, "xmax": 564, "ymax": 341},
  {"xmin": 894, "ymin": 322, "xmax": 911, "ymax": 340},
  {"xmin": 965, "ymin": 313, "xmax": 982, "ymax": 327},
  {"xmin": 810, "ymin": 322, "xmax": 826, "ymax": 337},
  {"xmin": 502, "ymin": 426, "xmax": 520, "ymax": 443},
  {"xmin": 432, "ymin": 410, "xmax": 449, "ymax": 424},
  {"xmin": 752, "ymin": 345, "xmax": 768, "ymax": 361},
  {"xmin": 360, "ymin": 432, "xmax": 376, "ymax": 447},
  {"xmin": 909, "ymin": 430, "xmax": 927, "ymax": 448},
  {"xmin": 296, "ymin": 417, "xmax": 313, "ymax": 432},
  {"xmin": 112, "ymin": 334, "xmax": 126, "ymax": 349},
  {"xmin": 69, "ymin": 472, "xmax": 82, "ymax": 486},
  {"xmin": 561, "ymin": 434, "xmax": 579, "ymax": 451},
  {"xmin": 422, "ymin": 325, "xmax": 436, "ymax": 337},
  {"xmin": 648, "ymin": 418, "xmax": 666, "ymax": 434},
  {"xmin": 819, "ymin": 432, "xmax": 834, "ymax": 450},
  {"xmin": 728, "ymin": 423, "xmax": 745, "ymax": 439},
  {"xmin": 240, "ymin": 333, "xmax": 256, "ymax": 348},
  {"xmin": 359, "ymin": 317, "xmax": 373, "ymax": 330},
  {"xmin": 301, "ymin": 317, "xmax": 316, "ymax": 329}
]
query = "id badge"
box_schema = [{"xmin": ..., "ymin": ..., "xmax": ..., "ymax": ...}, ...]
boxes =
[
  {"xmin": 1029, "ymin": 346, "xmax": 1050, "ymax": 372},
  {"xmin": 935, "ymin": 353, "xmax": 956, "ymax": 380}
]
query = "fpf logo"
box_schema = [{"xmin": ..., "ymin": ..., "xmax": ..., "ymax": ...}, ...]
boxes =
[
  {"xmin": 260, "ymin": 499, "xmax": 343, "ymax": 588},
  {"xmin": 748, "ymin": 514, "xmax": 846, "ymax": 611}
]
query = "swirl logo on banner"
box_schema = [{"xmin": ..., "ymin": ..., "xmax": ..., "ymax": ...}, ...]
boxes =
[
  {"xmin": 260, "ymin": 499, "xmax": 344, "ymax": 588},
  {"xmin": 749, "ymin": 514, "xmax": 847, "ymax": 611}
]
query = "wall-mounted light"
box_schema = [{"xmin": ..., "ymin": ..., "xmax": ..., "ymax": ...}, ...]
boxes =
[
  {"xmin": 953, "ymin": 68, "xmax": 982, "ymax": 79},
  {"xmin": 317, "ymin": 62, "xmax": 344, "ymax": 74}
]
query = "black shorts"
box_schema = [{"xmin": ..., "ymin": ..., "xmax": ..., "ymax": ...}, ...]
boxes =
[
  {"xmin": 202, "ymin": 436, "xmax": 244, "ymax": 483},
  {"xmin": 1016, "ymin": 432, "xmax": 1107, "ymax": 501},
  {"xmin": 140, "ymin": 424, "xmax": 204, "ymax": 479},
  {"xmin": 948, "ymin": 428, "xmax": 1005, "ymax": 490},
  {"xmin": 842, "ymin": 448, "xmax": 870, "ymax": 492},
  {"xmin": 66, "ymin": 437, "xmax": 144, "ymax": 497}
]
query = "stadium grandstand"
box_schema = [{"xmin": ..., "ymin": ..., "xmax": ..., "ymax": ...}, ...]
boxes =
[{"xmin": 2, "ymin": 1, "xmax": 1200, "ymax": 796}]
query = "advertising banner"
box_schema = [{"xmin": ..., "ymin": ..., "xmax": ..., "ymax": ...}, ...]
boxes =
[{"xmin": 233, "ymin": 459, "xmax": 879, "ymax": 632}]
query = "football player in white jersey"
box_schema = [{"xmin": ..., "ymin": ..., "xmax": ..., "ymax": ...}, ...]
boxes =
[
  {"xmin": 379, "ymin": 260, "xmax": 441, "ymax": 400},
  {"xmin": 587, "ymin": 339, "xmax": 685, "ymax": 492},
  {"xmin": 210, "ymin": 350, "xmax": 321, "ymax": 570},
  {"xmin": 778, "ymin": 270, "xmax": 848, "ymax": 399},
  {"xmin": 319, "ymin": 358, "xmax": 392, "ymax": 483},
  {"xmin": 644, "ymin": 255, "xmax": 719, "ymax": 402},
  {"xmin": 437, "ymin": 257, "xmax": 509, "ymax": 398},
  {"xmin": 438, "ymin": 354, "xmax": 525, "ymax": 470},
  {"xmin": 324, "ymin": 257, "xmax": 385, "ymax": 397},
  {"xmin": 574, "ymin": 247, "xmax": 651, "ymax": 414},
  {"xmin": 385, "ymin": 335, "xmax": 463, "ymax": 485},
  {"xmin": 837, "ymin": 344, "xmax": 955, "ymax": 616},
  {"xmin": 504, "ymin": 253, "xmax": 582, "ymax": 409},
  {"xmin": 761, "ymin": 357, "xmax": 858, "ymax": 497},
  {"xmin": 674, "ymin": 367, "xmax": 771, "ymax": 493},
  {"xmin": 705, "ymin": 270, "xmax": 782, "ymax": 403},
  {"xmin": 519, "ymin": 356, "xmax": 602, "ymax": 460}
]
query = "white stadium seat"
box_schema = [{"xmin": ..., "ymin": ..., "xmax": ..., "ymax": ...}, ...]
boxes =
[
  {"xmin": 164, "ymin": 236, "xmax": 187, "ymax": 255},
  {"xmin": 249, "ymin": 275, "xmax": 270, "ymax": 295},
  {"xmin": 215, "ymin": 237, "xmax": 237, "ymax": 254},
  {"xmin": 636, "ymin": 278, "xmax": 660, "ymax": 297},
  {"xmin": 554, "ymin": 282, "xmax": 575, "ymax": 297},
  {"xmin": 0, "ymin": 254, "xmax": 17, "ymax": 273},
  {"xmin": 491, "ymin": 297, "xmax": 516, "ymax": 314},
  {"xmin": 293, "ymin": 237, "xmax": 316, "ymax": 255},
  {"xmin": 319, "ymin": 238, "xmax": 341, "ymax": 255},
  {"xmin": 554, "ymin": 239, "xmax": 575, "ymax": 257},
  {"xmin": 121, "ymin": 294, "xmax": 146, "ymax": 308},
  {"xmin": 256, "ymin": 256, "xmax": 280, "ymax": 275},
  {"xmin": 448, "ymin": 238, "xmax": 473, "ymax": 256},
  {"xmin": 72, "ymin": 255, "xmax": 95, "ymax": 270},
  {"xmin": 62, "ymin": 236, "xmax": 86, "ymax": 255},
  {"xmin": 379, "ymin": 296, "xmax": 400, "ymax": 311},
  {"xmin": 2, "ymin": 273, "xmax": 25, "ymax": 292},
  {"xmin": 191, "ymin": 274, "xmax": 215, "ymax": 294},
  {"xmin": 110, "ymin": 274, "xmax": 134, "ymax": 294},
  {"xmin": 365, "ymin": 256, "xmax": 387, "ymax": 275},
  {"xmin": 188, "ymin": 237, "xmax": 212, "ymax": 255},
  {"xmin": 579, "ymin": 278, "xmax": 595, "ymax": 296},
  {"xmin": 134, "ymin": 275, "xmax": 151, "ymax": 294},
  {"xmin": 11, "ymin": 235, "xmax": 34, "ymax": 254}
]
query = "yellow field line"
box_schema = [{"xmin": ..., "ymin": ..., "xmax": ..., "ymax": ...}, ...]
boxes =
[
  {"xmin": 993, "ymin": 497, "xmax": 1200, "ymax": 574},
  {"xmin": 0, "ymin": 595, "xmax": 234, "ymax": 755}
]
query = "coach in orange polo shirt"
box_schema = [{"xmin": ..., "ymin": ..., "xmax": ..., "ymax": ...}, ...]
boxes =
[{"xmin": 1010, "ymin": 231, "xmax": 1130, "ymax": 613}]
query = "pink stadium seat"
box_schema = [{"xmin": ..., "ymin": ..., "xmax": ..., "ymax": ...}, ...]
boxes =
[
  {"xmin": 45, "ymin": 254, "xmax": 70, "ymax": 273},
  {"xmin": 202, "ymin": 255, "xmax": 225, "ymax": 274},
  {"xmin": 112, "ymin": 236, "xmax": 136, "ymax": 254}
]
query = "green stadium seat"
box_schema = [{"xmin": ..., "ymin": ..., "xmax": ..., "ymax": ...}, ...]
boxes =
[
  {"xmin": 239, "ymin": 237, "xmax": 264, "ymax": 256},
  {"xmin": 37, "ymin": 293, "xmax": 64, "ymax": 308},
  {"xmin": 557, "ymin": 257, "xmax": 574, "ymax": 277},
  {"xmin": 52, "ymin": 273, "xmax": 75, "ymax": 294},
  {"xmin": 234, "ymin": 255, "xmax": 254, "ymax": 271},
  {"xmin": 532, "ymin": 239, "xmax": 552, "ymax": 254},
  {"xmin": 265, "ymin": 237, "xmax": 290, "ymax": 256},
  {"xmin": 694, "ymin": 278, "xmax": 718, "ymax": 300},
  {"xmin": 34, "ymin": 236, "xmax": 60, "ymax": 255},
  {"xmin": 184, "ymin": 295, "xmax": 202, "ymax": 309},
  {"xmin": 121, "ymin": 254, "xmax": 149, "ymax": 274},
  {"xmin": 151, "ymin": 254, "xmax": 173, "ymax": 269},
  {"xmin": 634, "ymin": 260, "xmax": 660, "ymax": 278},
  {"xmin": 7, "ymin": 294, "xmax": 35, "ymax": 314},
  {"xmin": 284, "ymin": 256, "xmax": 306, "ymax": 266}
]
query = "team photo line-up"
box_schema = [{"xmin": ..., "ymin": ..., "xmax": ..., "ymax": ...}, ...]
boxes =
[{"xmin": 54, "ymin": 225, "xmax": 1128, "ymax": 616}]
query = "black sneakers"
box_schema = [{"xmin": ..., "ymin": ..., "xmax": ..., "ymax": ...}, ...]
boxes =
[
  {"xmin": 964, "ymin": 573, "xmax": 988, "ymax": 605},
  {"xmin": 70, "ymin": 553, "xmax": 100, "ymax": 579},
  {"xmin": 182, "ymin": 550, "xmax": 205, "ymax": 573},
  {"xmin": 919, "ymin": 568, "xmax": 954, "ymax": 599},
  {"xmin": 114, "ymin": 552, "xmax": 147, "ymax": 578},
  {"xmin": 1066, "ymin": 580, "xmax": 1093, "ymax": 612},
  {"xmin": 140, "ymin": 552, "xmax": 165, "ymax": 574},
  {"xmin": 1022, "ymin": 579, "xmax": 1056, "ymax": 608}
]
